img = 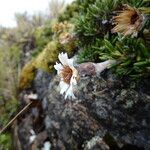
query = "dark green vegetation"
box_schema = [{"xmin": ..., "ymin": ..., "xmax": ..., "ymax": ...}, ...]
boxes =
[{"xmin": 75, "ymin": 0, "xmax": 150, "ymax": 78}]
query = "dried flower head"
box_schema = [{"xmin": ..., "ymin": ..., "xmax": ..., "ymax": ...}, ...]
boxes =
[
  {"xmin": 59, "ymin": 32, "xmax": 73, "ymax": 44},
  {"xmin": 52, "ymin": 22, "xmax": 74, "ymax": 34},
  {"xmin": 52, "ymin": 22, "xmax": 64, "ymax": 34},
  {"xmin": 54, "ymin": 53, "xmax": 79, "ymax": 99},
  {"xmin": 111, "ymin": 4, "xmax": 144, "ymax": 37}
]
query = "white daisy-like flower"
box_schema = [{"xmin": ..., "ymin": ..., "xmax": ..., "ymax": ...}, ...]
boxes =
[{"xmin": 54, "ymin": 52, "xmax": 79, "ymax": 99}]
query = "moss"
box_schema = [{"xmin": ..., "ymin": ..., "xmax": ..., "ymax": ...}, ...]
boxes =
[
  {"xmin": 0, "ymin": 133, "xmax": 12, "ymax": 150},
  {"xmin": 62, "ymin": 38, "xmax": 77, "ymax": 53},
  {"xmin": 19, "ymin": 60, "xmax": 37, "ymax": 90},
  {"xmin": 34, "ymin": 36, "xmax": 77, "ymax": 73},
  {"xmin": 34, "ymin": 40, "xmax": 60, "ymax": 72},
  {"xmin": 35, "ymin": 40, "xmax": 62, "ymax": 72},
  {"xmin": 0, "ymin": 98, "xmax": 19, "ymax": 129}
]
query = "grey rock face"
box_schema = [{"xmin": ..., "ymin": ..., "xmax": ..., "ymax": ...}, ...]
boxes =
[
  {"xmin": 18, "ymin": 70, "xmax": 150, "ymax": 150},
  {"xmin": 33, "ymin": 70, "xmax": 52, "ymax": 100}
]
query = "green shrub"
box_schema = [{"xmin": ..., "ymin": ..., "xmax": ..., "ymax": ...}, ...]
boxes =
[
  {"xmin": 75, "ymin": 0, "xmax": 150, "ymax": 79},
  {"xmin": 58, "ymin": 1, "xmax": 80, "ymax": 22},
  {"xmin": 33, "ymin": 25, "xmax": 53, "ymax": 56}
]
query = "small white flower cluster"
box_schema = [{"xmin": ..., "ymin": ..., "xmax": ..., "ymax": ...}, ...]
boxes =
[{"xmin": 54, "ymin": 53, "xmax": 79, "ymax": 99}]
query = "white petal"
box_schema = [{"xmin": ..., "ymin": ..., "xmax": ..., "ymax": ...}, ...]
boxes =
[
  {"xmin": 59, "ymin": 81, "xmax": 69, "ymax": 95},
  {"xmin": 67, "ymin": 58, "xmax": 74, "ymax": 67},
  {"xmin": 54, "ymin": 62, "xmax": 63, "ymax": 75},
  {"xmin": 65, "ymin": 85, "xmax": 76, "ymax": 99},
  {"xmin": 58, "ymin": 52, "xmax": 68, "ymax": 66},
  {"xmin": 70, "ymin": 75, "xmax": 77, "ymax": 85},
  {"xmin": 54, "ymin": 62, "xmax": 63, "ymax": 71}
]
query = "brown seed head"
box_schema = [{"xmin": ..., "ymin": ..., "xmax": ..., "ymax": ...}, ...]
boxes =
[{"xmin": 111, "ymin": 5, "xmax": 144, "ymax": 36}]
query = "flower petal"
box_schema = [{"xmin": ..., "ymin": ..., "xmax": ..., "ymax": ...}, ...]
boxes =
[
  {"xmin": 55, "ymin": 52, "xmax": 78, "ymax": 99},
  {"xmin": 54, "ymin": 62, "xmax": 63, "ymax": 75},
  {"xmin": 58, "ymin": 52, "xmax": 68, "ymax": 66},
  {"xmin": 67, "ymin": 58, "xmax": 74, "ymax": 67},
  {"xmin": 59, "ymin": 81, "xmax": 69, "ymax": 95},
  {"xmin": 54, "ymin": 62, "xmax": 63, "ymax": 71},
  {"xmin": 70, "ymin": 75, "xmax": 77, "ymax": 86},
  {"xmin": 65, "ymin": 85, "xmax": 76, "ymax": 99}
]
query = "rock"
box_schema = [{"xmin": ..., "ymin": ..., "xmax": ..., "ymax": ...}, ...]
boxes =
[
  {"xmin": 18, "ymin": 70, "xmax": 150, "ymax": 150},
  {"xmin": 84, "ymin": 136, "xmax": 110, "ymax": 150},
  {"xmin": 77, "ymin": 62, "xmax": 96, "ymax": 76},
  {"xmin": 33, "ymin": 69, "xmax": 52, "ymax": 100}
]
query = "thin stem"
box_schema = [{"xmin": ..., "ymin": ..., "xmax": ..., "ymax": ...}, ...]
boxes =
[{"xmin": 0, "ymin": 101, "xmax": 32, "ymax": 134}]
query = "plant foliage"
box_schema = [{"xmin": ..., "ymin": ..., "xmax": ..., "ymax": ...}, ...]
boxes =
[{"xmin": 75, "ymin": 0, "xmax": 150, "ymax": 78}]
